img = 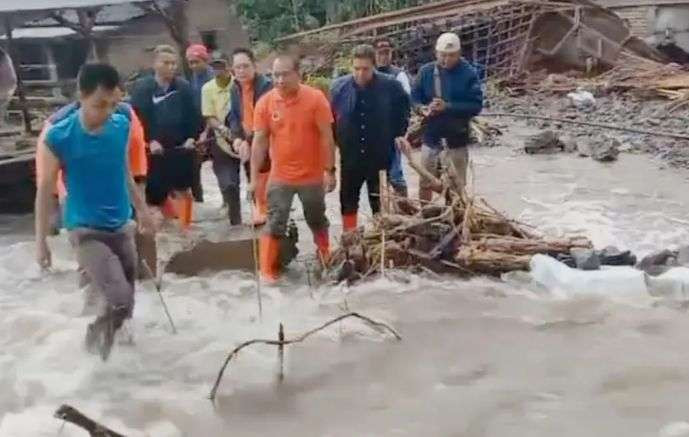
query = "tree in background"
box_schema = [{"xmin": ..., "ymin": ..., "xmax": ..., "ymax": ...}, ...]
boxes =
[{"xmin": 236, "ymin": 0, "xmax": 424, "ymax": 43}]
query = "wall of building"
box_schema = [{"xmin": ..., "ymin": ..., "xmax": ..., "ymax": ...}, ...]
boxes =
[
  {"xmin": 611, "ymin": 5, "xmax": 653, "ymax": 37},
  {"xmin": 101, "ymin": 0, "xmax": 249, "ymax": 76}
]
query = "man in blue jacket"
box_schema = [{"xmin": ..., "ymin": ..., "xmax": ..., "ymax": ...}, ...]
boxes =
[
  {"xmin": 331, "ymin": 44, "xmax": 410, "ymax": 231},
  {"xmin": 411, "ymin": 32, "xmax": 483, "ymax": 201}
]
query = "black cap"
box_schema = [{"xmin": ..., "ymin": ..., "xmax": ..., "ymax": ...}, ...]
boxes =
[{"xmin": 209, "ymin": 52, "xmax": 229, "ymax": 66}]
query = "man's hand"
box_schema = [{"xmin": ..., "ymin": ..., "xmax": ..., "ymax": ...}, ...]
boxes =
[
  {"xmin": 232, "ymin": 138, "xmax": 243, "ymax": 154},
  {"xmin": 137, "ymin": 209, "xmax": 157, "ymax": 236},
  {"xmin": 395, "ymin": 137, "xmax": 413, "ymax": 159},
  {"xmin": 149, "ymin": 140, "xmax": 164, "ymax": 155},
  {"xmin": 239, "ymin": 140, "xmax": 251, "ymax": 163},
  {"xmin": 36, "ymin": 239, "xmax": 52, "ymax": 270},
  {"xmin": 247, "ymin": 180, "xmax": 256, "ymax": 195},
  {"xmin": 429, "ymin": 98, "xmax": 447, "ymax": 114},
  {"xmin": 324, "ymin": 170, "xmax": 336, "ymax": 193},
  {"xmin": 183, "ymin": 138, "xmax": 196, "ymax": 150}
]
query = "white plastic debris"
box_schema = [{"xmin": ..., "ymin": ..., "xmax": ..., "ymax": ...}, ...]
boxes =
[
  {"xmin": 646, "ymin": 267, "xmax": 689, "ymax": 300},
  {"xmin": 529, "ymin": 254, "xmax": 647, "ymax": 298},
  {"xmin": 567, "ymin": 88, "xmax": 596, "ymax": 109},
  {"xmin": 660, "ymin": 421, "xmax": 689, "ymax": 437}
]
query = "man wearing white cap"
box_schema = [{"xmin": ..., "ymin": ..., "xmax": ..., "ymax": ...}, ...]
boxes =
[{"xmin": 411, "ymin": 32, "xmax": 483, "ymax": 201}]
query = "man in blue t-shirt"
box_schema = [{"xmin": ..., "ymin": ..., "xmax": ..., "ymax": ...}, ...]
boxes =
[{"xmin": 35, "ymin": 63, "xmax": 155, "ymax": 361}]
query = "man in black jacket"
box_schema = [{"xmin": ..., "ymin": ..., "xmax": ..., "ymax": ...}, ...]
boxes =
[
  {"xmin": 330, "ymin": 44, "xmax": 410, "ymax": 232},
  {"xmin": 131, "ymin": 45, "xmax": 202, "ymax": 230},
  {"xmin": 226, "ymin": 47, "xmax": 273, "ymax": 225}
]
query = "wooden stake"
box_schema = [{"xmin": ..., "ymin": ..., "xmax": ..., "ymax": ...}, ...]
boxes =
[{"xmin": 278, "ymin": 323, "xmax": 285, "ymax": 383}]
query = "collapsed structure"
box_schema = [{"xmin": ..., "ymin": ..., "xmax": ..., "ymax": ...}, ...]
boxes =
[{"xmin": 278, "ymin": 0, "xmax": 668, "ymax": 79}]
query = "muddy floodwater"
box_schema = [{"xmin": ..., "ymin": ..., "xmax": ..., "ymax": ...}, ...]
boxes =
[{"xmin": 2, "ymin": 143, "xmax": 689, "ymax": 436}]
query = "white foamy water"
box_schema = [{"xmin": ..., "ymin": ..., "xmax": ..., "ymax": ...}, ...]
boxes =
[{"xmin": 1, "ymin": 147, "xmax": 689, "ymax": 436}]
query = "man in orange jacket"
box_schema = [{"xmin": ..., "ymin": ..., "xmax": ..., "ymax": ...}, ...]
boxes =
[
  {"xmin": 227, "ymin": 47, "xmax": 273, "ymax": 226},
  {"xmin": 250, "ymin": 54, "xmax": 336, "ymax": 283}
]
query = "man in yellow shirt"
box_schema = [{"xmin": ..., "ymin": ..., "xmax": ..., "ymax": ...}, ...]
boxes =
[{"xmin": 201, "ymin": 53, "xmax": 241, "ymax": 225}]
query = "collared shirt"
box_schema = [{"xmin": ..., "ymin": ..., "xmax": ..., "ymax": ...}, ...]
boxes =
[
  {"xmin": 201, "ymin": 77, "xmax": 232, "ymax": 121},
  {"xmin": 254, "ymin": 84, "xmax": 333, "ymax": 185}
]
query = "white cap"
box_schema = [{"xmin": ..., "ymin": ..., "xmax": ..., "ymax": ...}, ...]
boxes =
[{"xmin": 435, "ymin": 32, "xmax": 461, "ymax": 53}]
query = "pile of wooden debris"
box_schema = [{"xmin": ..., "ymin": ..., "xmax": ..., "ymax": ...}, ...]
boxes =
[
  {"xmin": 501, "ymin": 57, "xmax": 689, "ymax": 111},
  {"xmin": 328, "ymin": 154, "xmax": 591, "ymax": 283}
]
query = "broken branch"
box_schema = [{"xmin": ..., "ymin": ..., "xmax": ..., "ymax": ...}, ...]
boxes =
[
  {"xmin": 54, "ymin": 405, "xmax": 125, "ymax": 437},
  {"xmin": 209, "ymin": 312, "xmax": 402, "ymax": 400}
]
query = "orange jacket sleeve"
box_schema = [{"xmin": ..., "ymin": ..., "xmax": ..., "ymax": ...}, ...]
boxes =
[{"xmin": 128, "ymin": 108, "xmax": 147, "ymax": 178}]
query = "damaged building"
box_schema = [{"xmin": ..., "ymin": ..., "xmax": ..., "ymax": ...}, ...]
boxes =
[
  {"xmin": 278, "ymin": 0, "xmax": 672, "ymax": 79},
  {"xmin": 597, "ymin": 0, "xmax": 689, "ymax": 62}
]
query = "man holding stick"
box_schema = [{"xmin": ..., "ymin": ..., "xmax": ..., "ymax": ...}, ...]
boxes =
[
  {"xmin": 250, "ymin": 54, "xmax": 336, "ymax": 283},
  {"xmin": 226, "ymin": 48, "xmax": 273, "ymax": 226},
  {"xmin": 35, "ymin": 63, "xmax": 155, "ymax": 360},
  {"xmin": 411, "ymin": 32, "xmax": 483, "ymax": 201}
]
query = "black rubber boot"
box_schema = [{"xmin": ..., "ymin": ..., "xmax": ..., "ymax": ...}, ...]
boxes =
[
  {"xmin": 85, "ymin": 305, "xmax": 129, "ymax": 361},
  {"xmin": 393, "ymin": 184, "xmax": 408, "ymax": 198},
  {"xmin": 222, "ymin": 186, "xmax": 242, "ymax": 225}
]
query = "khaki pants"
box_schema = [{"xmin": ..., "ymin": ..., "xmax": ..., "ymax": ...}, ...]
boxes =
[
  {"xmin": 420, "ymin": 145, "xmax": 469, "ymax": 192},
  {"xmin": 68, "ymin": 221, "xmax": 137, "ymax": 316},
  {"xmin": 266, "ymin": 182, "xmax": 329, "ymax": 237}
]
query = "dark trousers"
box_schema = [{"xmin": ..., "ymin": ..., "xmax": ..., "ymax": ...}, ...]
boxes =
[
  {"xmin": 191, "ymin": 154, "xmax": 204, "ymax": 202},
  {"xmin": 340, "ymin": 166, "xmax": 381, "ymax": 215},
  {"xmin": 212, "ymin": 151, "xmax": 242, "ymax": 225}
]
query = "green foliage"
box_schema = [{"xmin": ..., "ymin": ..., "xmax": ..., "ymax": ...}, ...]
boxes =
[{"xmin": 236, "ymin": 0, "xmax": 424, "ymax": 44}]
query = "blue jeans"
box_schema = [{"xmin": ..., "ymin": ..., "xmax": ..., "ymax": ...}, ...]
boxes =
[{"xmin": 388, "ymin": 147, "xmax": 407, "ymax": 193}]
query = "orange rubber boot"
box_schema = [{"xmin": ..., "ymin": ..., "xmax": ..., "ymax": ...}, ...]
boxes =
[
  {"xmin": 313, "ymin": 229, "xmax": 330, "ymax": 264},
  {"xmin": 176, "ymin": 192, "xmax": 193, "ymax": 230},
  {"xmin": 342, "ymin": 212, "xmax": 358, "ymax": 232},
  {"xmin": 259, "ymin": 235, "xmax": 280, "ymax": 282},
  {"xmin": 252, "ymin": 171, "xmax": 269, "ymax": 226},
  {"xmin": 162, "ymin": 198, "xmax": 178, "ymax": 219}
]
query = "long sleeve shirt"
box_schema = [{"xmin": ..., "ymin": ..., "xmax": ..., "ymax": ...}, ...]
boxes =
[
  {"xmin": 411, "ymin": 59, "xmax": 483, "ymax": 148},
  {"xmin": 330, "ymin": 72, "xmax": 410, "ymax": 172},
  {"xmin": 130, "ymin": 76, "xmax": 202, "ymax": 149}
]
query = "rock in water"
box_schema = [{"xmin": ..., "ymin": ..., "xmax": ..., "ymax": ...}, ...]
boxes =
[
  {"xmin": 560, "ymin": 135, "xmax": 578, "ymax": 153},
  {"xmin": 577, "ymin": 140, "xmax": 593, "ymax": 157},
  {"xmin": 571, "ymin": 248, "xmax": 601, "ymax": 270},
  {"xmin": 598, "ymin": 246, "xmax": 637, "ymax": 266},
  {"xmin": 525, "ymin": 130, "xmax": 563, "ymax": 154},
  {"xmin": 637, "ymin": 249, "xmax": 678, "ymax": 276},
  {"xmin": 591, "ymin": 138, "xmax": 620, "ymax": 162}
]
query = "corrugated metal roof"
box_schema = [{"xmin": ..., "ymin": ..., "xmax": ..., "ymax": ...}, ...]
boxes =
[
  {"xmin": 0, "ymin": 0, "xmax": 151, "ymax": 13},
  {"xmin": 0, "ymin": 25, "xmax": 117, "ymax": 39},
  {"xmin": 30, "ymin": 3, "xmax": 149, "ymax": 25}
]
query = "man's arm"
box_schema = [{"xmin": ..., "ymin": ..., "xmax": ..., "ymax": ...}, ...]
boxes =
[
  {"xmin": 35, "ymin": 141, "xmax": 60, "ymax": 268},
  {"xmin": 127, "ymin": 164, "xmax": 155, "ymax": 235},
  {"xmin": 226, "ymin": 87, "xmax": 245, "ymax": 139},
  {"xmin": 445, "ymin": 70, "xmax": 483, "ymax": 117},
  {"xmin": 201, "ymin": 84, "xmax": 223, "ymax": 131},
  {"xmin": 182, "ymin": 81, "xmax": 204, "ymax": 141},
  {"xmin": 411, "ymin": 66, "xmax": 430, "ymax": 108},
  {"xmin": 317, "ymin": 120, "xmax": 336, "ymax": 171},
  {"xmin": 250, "ymin": 129, "xmax": 269, "ymax": 188},
  {"xmin": 391, "ymin": 80, "xmax": 411, "ymax": 137},
  {"xmin": 397, "ymin": 71, "xmax": 412, "ymax": 95}
]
